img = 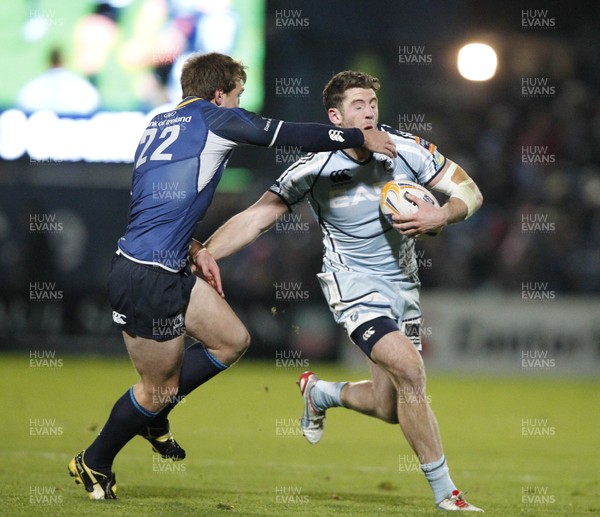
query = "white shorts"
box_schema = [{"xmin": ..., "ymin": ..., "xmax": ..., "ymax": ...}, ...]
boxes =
[{"xmin": 317, "ymin": 270, "xmax": 422, "ymax": 349}]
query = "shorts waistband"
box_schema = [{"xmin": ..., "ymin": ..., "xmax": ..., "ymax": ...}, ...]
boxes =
[{"xmin": 115, "ymin": 249, "xmax": 186, "ymax": 274}]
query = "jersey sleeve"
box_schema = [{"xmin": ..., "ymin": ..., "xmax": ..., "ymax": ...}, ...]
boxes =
[
  {"xmin": 204, "ymin": 106, "xmax": 364, "ymax": 151},
  {"xmin": 268, "ymin": 153, "xmax": 325, "ymax": 208},
  {"xmin": 381, "ymin": 125, "xmax": 446, "ymax": 185}
]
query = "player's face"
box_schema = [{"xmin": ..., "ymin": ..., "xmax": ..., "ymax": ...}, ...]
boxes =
[
  {"xmin": 220, "ymin": 80, "xmax": 245, "ymax": 108},
  {"xmin": 329, "ymin": 88, "xmax": 379, "ymax": 130}
]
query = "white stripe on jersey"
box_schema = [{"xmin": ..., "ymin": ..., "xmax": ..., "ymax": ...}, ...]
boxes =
[
  {"xmin": 197, "ymin": 130, "xmax": 236, "ymax": 192},
  {"xmin": 267, "ymin": 120, "xmax": 284, "ymax": 148}
]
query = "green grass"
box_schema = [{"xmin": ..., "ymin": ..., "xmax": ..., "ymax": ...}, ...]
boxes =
[{"xmin": 2, "ymin": 355, "xmax": 599, "ymax": 516}]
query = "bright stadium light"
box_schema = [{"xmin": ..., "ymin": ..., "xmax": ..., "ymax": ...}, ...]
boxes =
[{"xmin": 457, "ymin": 43, "xmax": 497, "ymax": 81}]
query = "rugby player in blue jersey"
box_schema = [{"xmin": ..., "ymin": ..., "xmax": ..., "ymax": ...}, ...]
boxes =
[
  {"xmin": 68, "ymin": 54, "xmax": 396, "ymax": 500},
  {"xmin": 197, "ymin": 71, "xmax": 484, "ymax": 511}
]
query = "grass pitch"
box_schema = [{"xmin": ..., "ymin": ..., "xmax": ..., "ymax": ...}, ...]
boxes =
[{"xmin": 2, "ymin": 355, "xmax": 599, "ymax": 516}]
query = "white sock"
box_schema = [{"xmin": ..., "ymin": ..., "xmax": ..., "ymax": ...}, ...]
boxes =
[
  {"xmin": 421, "ymin": 454, "xmax": 457, "ymax": 504},
  {"xmin": 311, "ymin": 380, "xmax": 347, "ymax": 411}
]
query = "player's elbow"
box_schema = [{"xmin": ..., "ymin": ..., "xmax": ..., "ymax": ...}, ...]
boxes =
[
  {"xmin": 462, "ymin": 181, "xmax": 483, "ymax": 219},
  {"xmin": 473, "ymin": 185, "xmax": 483, "ymax": 212}
]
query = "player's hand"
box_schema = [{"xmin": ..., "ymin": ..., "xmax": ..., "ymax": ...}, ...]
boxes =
[
  {"xmin": 362, "ymin": 128, "xmax": 397, "ymax": 158},
  {"xmin": 391, "ymin": 193, "xmax": 446, "ymax": 237},
  {"xmin": 191, "ymin": 249, "xmax": 224, "ymax": 297}
]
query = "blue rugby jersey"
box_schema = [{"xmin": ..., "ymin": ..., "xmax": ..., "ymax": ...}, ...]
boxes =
[{"xmin": 117, "ymin": 97, "xmax": 365, "ymax": 271}]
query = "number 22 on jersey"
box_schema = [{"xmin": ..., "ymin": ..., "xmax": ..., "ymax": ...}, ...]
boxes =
[{"xmin": 135, "ymin": 125, "xmax": 181, "ymax": 169}]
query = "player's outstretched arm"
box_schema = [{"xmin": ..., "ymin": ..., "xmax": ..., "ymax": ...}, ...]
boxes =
[
  {"xmin": 209, "ymin": 108, "xmax": 396, "ymax": 158},
  {"xmin": 271, "ymin": 123, "xmax": 396, "ymax": 158},
  {"xmin": 392, "ymin": 160, "xmax": 482, "ymax": 237},
  {"xmin": 204, "ymin": 191, "xmax": 289, "ymax": 261}
]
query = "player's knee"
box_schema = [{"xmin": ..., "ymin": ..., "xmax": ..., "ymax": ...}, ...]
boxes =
[
  {"xmin": 391, "ymin": 359, "xmax": 426, "ymax": 389},
  {"xmin": 221, "ymin": 328, "xmax": 251, "ymax": 363},
  {"xmin": 235, "ymin": 328, "xmax": 251, "ymax": 358}
]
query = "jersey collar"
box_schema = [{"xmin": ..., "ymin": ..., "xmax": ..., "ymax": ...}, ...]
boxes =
[{"xmin": 176, "ymin": 97, "xmax": 203, "ymax": 109}]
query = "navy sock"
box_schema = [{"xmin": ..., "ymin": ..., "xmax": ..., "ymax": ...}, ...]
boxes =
[
  {"xmin": 85, "ymin": 388, "xmax": 158, "ymax": 473},
  {"xmin": 149, "ymin": 342, "xmax": 228, "ymax": 428}
]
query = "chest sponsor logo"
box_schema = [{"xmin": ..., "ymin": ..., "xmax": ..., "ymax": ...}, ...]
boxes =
[{"xmin": 329, "ymin": 183, "xmax": 387, "ymax": 208}]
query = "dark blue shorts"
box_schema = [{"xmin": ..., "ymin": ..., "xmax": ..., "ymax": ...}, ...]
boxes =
[{"xmin": 108, "ymin": 253, "xmax": 196, "ymax": 342}]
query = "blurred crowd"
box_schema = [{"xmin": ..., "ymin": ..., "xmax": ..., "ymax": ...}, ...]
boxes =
[{"xmin": 426, "ymin": 77, "xmax": 600, "ymax": 294}]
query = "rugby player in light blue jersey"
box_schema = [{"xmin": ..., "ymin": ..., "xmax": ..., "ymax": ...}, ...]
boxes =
[
  {"xmin": 68, "ymin": 55, "xmax": 396, "ymax": 500},
  {"xmin": 199, "ymin": 71, "xmax": 484, "ymax": 512}
]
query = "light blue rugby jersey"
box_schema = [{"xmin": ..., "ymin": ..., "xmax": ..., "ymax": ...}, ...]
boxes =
[{"xmin": 270, "ymin": 125, "xmax": 446, "ymax": 281}]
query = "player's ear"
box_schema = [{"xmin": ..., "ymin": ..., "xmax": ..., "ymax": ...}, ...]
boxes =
[
  {"xmin": 328, "ymin": 107, "xmax": 342, "ymax": 125},
  {"xmin": 212, "ymin": 89, "xmax": 224, "ymax": 106}
]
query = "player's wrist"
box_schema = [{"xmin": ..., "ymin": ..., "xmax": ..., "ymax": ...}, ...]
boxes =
[
  {"xmin": 440, "ymin": 204, "xmax": 451, "ymax": 226},
  {"xmin": 189, "ymin": 244, "xmax": 209, "ymax": 264}
]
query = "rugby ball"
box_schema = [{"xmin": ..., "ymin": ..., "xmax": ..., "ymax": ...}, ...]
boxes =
[{"xmin": 380, "ymin": 180, "xmax": 441, "ymax": 234}]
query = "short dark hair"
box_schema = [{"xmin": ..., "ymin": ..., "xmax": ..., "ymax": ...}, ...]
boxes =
[
  {"xmin": 180, "ymin": 52, "xmax": 247, "ymax": 100},
  {"xmin": 322, "ymin": 71, "xmax": 380, "ymax": 111}
]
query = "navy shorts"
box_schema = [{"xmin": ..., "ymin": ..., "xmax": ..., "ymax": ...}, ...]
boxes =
[{"xmin": 108, "ymin": 253, "xmax": 196, "ymax": 342}]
